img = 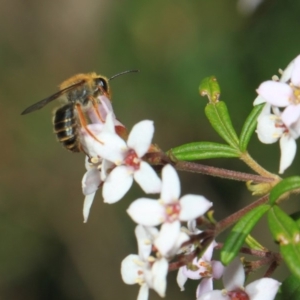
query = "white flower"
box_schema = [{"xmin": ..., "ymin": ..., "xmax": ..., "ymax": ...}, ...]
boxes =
[
  {"xmin": 121, "ymin": 225, "xmax": 168, "ymax": 300},
  {"xmin": 82, "ymin": 156, "xmax": 102, "ymax": 223},
  {"xmin": 256, "ymin": 54, "xmax": 300, "ymax": 128},
  {"xmin": 254, "ymin": 55, "xmax": 300, "ymax": 173},
  {"xmin": 127, "ymin": 165, "xmax": 212, "ymax": 256},
  {"xmin": 177, "ymin": 240, "xmax": 224, "ymax": 297},
  {"xmin": 90, "ymin": 114, "xmax": 161, "ymax": 203},
  {"xmin": 197, "ymin": 258, "xmax": 281, "ymax": 300},
  {"xmin": 255, "ymin": 103, "xmax": 297, "ymax": 173}
]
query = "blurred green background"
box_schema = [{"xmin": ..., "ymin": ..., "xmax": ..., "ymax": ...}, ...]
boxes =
[{"xmin": 1, "ymin": 0, "xmax": 300, "ymax": 299}]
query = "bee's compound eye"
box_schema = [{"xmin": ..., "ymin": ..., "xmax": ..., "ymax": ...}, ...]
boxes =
[{"xmin": 95, "ymin": 77, "xmax": 108, "ymax": 93}]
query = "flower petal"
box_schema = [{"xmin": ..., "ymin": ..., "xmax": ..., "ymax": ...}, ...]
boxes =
[
  {"xmin": 83, "ymin": 192, "xmax": 96, "ymax": 223},
  {"xmin": 137, "ymin": 284, "xmax": 149, "ymax": 300},
  {"xmin": 279, "ymin": 134, "xmax": 297, "ymax": 174},
  {"xmin": 196, "ymin": 277, "xmax": 213, "ymax": 298},
  {"xmin": 127, "ymin": 120, "xmax": 154, "ymax": 157},
  {"xmin": 155, "ymin": 221, "xmax": 180, "ymax": 256},
  {"xmin": 103, "ymin": 166, "xmax": 133, "ymax": 203},
  {"xmin": 176, "ymin": 267, "xmax": 188, "ymax": 291},
  {"xmin": 121, "ymin": 254, "xmax": 143, "ymax": 284},
  {"xmin": 161, "ymin": 165, "xmax": 181, "ymax": 203},
  {"xmin": 202, "ymin": 240, "xmax": 217, "ymax": 261},
  {"xmin": 179, "ymin": 195, "xmax": 212, "ymax": 221},
  {"xmin": 281, "ymin": 104, "xmax": 300, "ymax": 127},
  {"xmin": 151, "ymin": 258, "xmax": 168, "ymax": 297},
  {"xmin": 245, "ymin": 278, "xmax": 281, "ymax": 300},
  {"xmin": 82, "ymin": 168, "xmax": 101, "ymax": 195},
  {"xmin": 222, "ymin": 258, "xmax": 245, "ymax": 291},
  {"xmin": 93, "ymin": 132, "xmax": 127, "ymax": 163},
  {"xmin": 256, "ymin": 113, "xmax": 283, "ymax": 144},
  {"xmin": 197, "ymin": 290, "xmax": 225, "ymax": 300},
  {"xmin": 134, "ymin": 162, "xmax": 161, "ymax": 194},
  {"xmin": 211, "ymin": 261, "xmax": 224, "ymax": 279},
  {"xmin": 257, "ymin": 81, "xmax": 292, "ymax": 107},
  {"xmin": 291, "ymin": 55, "xmax": 300, "ymax": 86},
  {"xmin": 127, "ymin": 199, "xmax": 165, "ymax": 226},
  {"xmin": 135, "ymin": 225, "xmax": 158, "ymax": 260}
]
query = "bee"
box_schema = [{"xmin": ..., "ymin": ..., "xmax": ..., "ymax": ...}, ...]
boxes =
[{"xmin": 21, "ymin": 70, "xmax": 138, "ymax": 153}]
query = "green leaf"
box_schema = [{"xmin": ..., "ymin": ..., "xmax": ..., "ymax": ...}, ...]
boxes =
[
  {"xmin": 245, "ymin": 234, "xmax": 266, "ymax": 251},
  {"xmin": 276, "ymin": 274, "xmax": 300, "ymax": 300},
  {"xmin": 268, "ymin": 206, "xmax": 300, "ymax": 279},
  {"xmin": 239, "ymin": 104, "xmax": 264, "ymax": 152},
  {"xmin": 169, "ymin": 142, "xmax": 240, "ymax": 161},
  {"xmin": 221, "ymin": 204, "xmax": 270, "ymax": 265},
  {"xmin": 199, "ymin": 76, "xmax": 220, "ymax": 103},
  {"xmin": 205, "ymin": 101, "xmax": 239, "ymax": 148},
  {"xmin": 269, "ymin": 176, "xmax": 300, "ymax": 205}
]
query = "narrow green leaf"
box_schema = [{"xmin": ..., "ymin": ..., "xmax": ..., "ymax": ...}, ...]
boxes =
[
  {"xmin": 199, "ymin": 76, "xmax": 220, "ymax": 103},
  {"xmin": 268, "ymin": 206, "xmax": 300, "ymax": 279},
  {"xmin": 239, "ymin": 104, "xmax": 264, "ymax": 152},
  {"xmin": 205, "ymin": 101, "xmax": 239, "ymax": 148},
  {"xmin": 221, "ymin": 204, "xmax": 270, "ymax": 265},
  {"xmin": 245, "ymin": 234, "xmax": 266, "ymax": 251},
  {"xmin": 169, "ymin": 142, "xmax": 240, "ymax": 161},
  {"xmin": 269, "ymin": 176, "xmax": 300, "ymax": 205},
  {"xmin": 276, "ymin": 274, "xmax": 300, "ymax": 299}
]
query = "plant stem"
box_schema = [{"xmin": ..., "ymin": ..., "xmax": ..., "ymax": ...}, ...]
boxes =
[
  {"xmin": 215, "ymin": 194, "xmax": 270, "ymax": 235},
  {"xmin": 240, "ymin": 151, "xmax": 280, "ymax": 180},
  {"xmin": 174, "ymin": 160, "xmax": 275, "ymax": 183}
]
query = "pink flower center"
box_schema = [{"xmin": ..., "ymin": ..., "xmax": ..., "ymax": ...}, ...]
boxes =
[
  {"xmin": 227, "ymin": 290, "xmax": 249, "ymax": 300},
  {"xmin": 124, "ymin": 149, "xmax": 141, "ymax": 170},
  {"xmin": 164, "ymin": 202, "xmax": 181, "ymax": 222}
]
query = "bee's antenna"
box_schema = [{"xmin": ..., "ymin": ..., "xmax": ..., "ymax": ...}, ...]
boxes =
[{"xmin": 109, "ymin": 69, "xmax": 139, "ymax": 81}]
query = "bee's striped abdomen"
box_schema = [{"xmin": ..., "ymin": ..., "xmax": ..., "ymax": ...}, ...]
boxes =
[{"xmin": 53, "ymin": 103, "xmax": 80, "ymax": 152}]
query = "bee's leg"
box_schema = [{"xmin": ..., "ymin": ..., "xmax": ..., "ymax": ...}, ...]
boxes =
[
  {"xmin": 88, "ymin": 96, "xmax": 105, "ymax": 123},
  {"xmin": 76, "ymin": 104, "xmax": 104, "ymax": 145}
]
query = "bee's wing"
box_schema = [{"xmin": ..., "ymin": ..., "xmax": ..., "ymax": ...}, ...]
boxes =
[{"xmin": 21, "ymin": 80, "xmax": 86, "ymax": 115}]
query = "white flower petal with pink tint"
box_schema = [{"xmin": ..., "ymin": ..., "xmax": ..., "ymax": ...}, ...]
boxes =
[
  {"xmin": 127, "ymin": 120, "xmax": 154, "ymax": 158},
  {"xmin": 211, "ymin": 261, "xmax": 225, "ymax": 279},
  {"xmin": 281, "ymin": 104, "xmax": 300, "ymax": 127},
  {"xmin": 291, "ymin": 55, "xmax": 300, "ymax": 86},
  {"xmin": 83, "ymin": 192, "xmax": 96, "ymax": 223},
  {"xmin": 127, "ymin": 199, "xmax": 165, "ymax": 226},
  {"xmin": 154, "ymin": 221, "xmax": 181, "ymax": 256},
  {"xmin": 92, "ymin": 131, "xmax": 127, "ymax": 163},
  {"xmin": 137, "ymin": 284, "xmax": 149, "ymax": 300},
  {"xmin": 177, "ymin": 267, "xmax": 188, "ymax": 291},
  {"xmin": 103, "ymin": 165, "xmax": 133, "ymax": 203},
  {"xmin": 279, "ymin": 134, "xmax": 297, "ymax": 174},
  {"xmin": 256, "ymin": 112, "xmax": 284, "ymax": 144},
  {"xmin": 82, "ymin": 168, "xmax": 101, "ymax": 195},
  {"xmin": 197, "ymin": 290, "xmax": 224, "ymax": 300},
  {"xmin": 196, "ymin": 277, "xmax": 213, "ymax": 299},
  {"xmin": 257, "ymin": 81, "xmax": 292, "ymax": 107},
  {"xmin": 151, "ymin": 258, "xmax": 168, "ymax": 297},
  {"xmin": 245, "ymin": 278, "xmax": 281, "ymax": 300},
  {"xmin": 223, "ymin": 258, "xmax": 245, "ymax": 291},
  {"xmin": 160, "ymin": 164, "xmax": 181, "ymax": 203},
  {"xmin": 121, "ymin": 254, "xmax": 143, "ymax": 284},
  {"xmin": 134, "ymin": 161, "xmax": 161, "ymax": 194},
  {"xmin": 135, "ymin": 225, "xmax": 158, "ymax": 260},
  {"xmin": 179, "ymin": 195, "xmax": 212, "ymax": 221}
]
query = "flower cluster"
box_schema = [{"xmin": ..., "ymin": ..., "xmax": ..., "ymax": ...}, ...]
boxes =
[
  {"xmin": 76, "ymin": 82, "xmax": 283, "ymax": 300},
  {"xmin": 254, "ymin": 54, "xmax": 300, "ymax": 173}
]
